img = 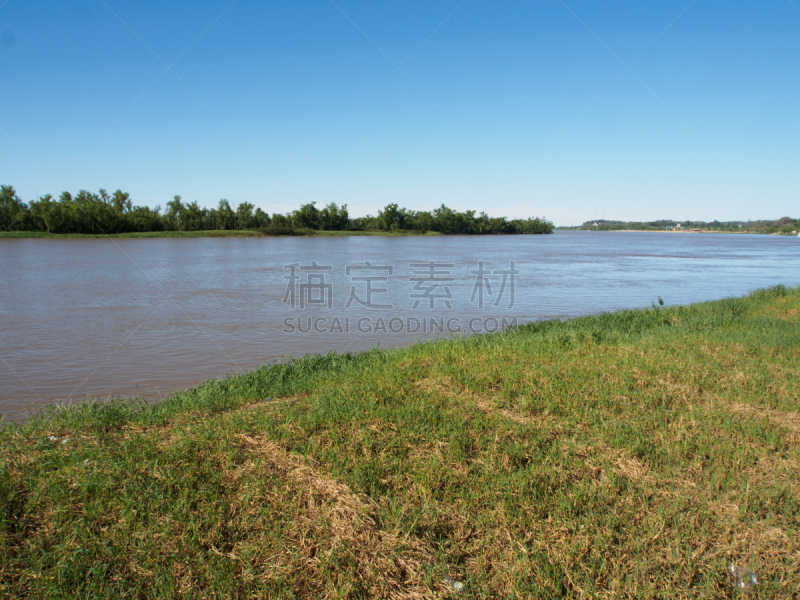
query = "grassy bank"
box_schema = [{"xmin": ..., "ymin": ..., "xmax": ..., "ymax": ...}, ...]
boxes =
[
  {"xmin": 308, "ymin": 229, "xmax": 444, "ymax": 237},
  {"xmin": 0, "ymin": 229, "xmax": 445, "ymax": 239},
  {"xmin": 2, "ymin": 287, "xmax": 799, "ymax": 598}
]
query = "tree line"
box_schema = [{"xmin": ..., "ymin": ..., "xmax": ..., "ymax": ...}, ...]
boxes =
[
  {"xmin": 566, "ymin": 218, "xmax": 799, "ymax": 235},
  {"xmin": 0, "ymin": 185, "xmax": 554, "ymax": 235}
]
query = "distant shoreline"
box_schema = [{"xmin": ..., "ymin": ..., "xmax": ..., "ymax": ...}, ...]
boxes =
[
  {"xmin": 557, "ymin": 228, "xmax": 797, "ymax": 236},
  {"xmin": 3, "ymin": 229, "xmax": 795, "ymax": 239},
  {"xmin": 0, "ymin": 229, "xmax": 448, "ymax": 240},
  {"xmin": 557, "ymin": 216, "xmax": 798, "ymax": 236}
]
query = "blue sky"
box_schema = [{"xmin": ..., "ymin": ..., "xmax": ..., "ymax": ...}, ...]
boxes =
[{"xmin": 1, "ymin": 0, "xmax": 798, "ymax": 225}]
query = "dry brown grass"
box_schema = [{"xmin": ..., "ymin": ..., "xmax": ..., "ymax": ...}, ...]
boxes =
[
  {"xmin": 729, "ymin": 402, "xmax": 800, "ymax": 444},
  {"xmin": 415, "ymin": 374, "xmax": 652, "ymax": 486},
  {"xmin": 236, "ymin": 434, "xmax": 439, "ymax": 600},
  {"xmin": 760, "ymin": 297, "xmax": 800, "ymax": 321}
]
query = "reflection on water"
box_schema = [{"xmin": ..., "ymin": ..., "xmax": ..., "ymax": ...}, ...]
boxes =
[{"xmin": 1, "ymin": 231, "xmax": 798, "ymax": 420}]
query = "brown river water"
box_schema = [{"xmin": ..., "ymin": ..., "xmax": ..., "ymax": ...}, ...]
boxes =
[{"xmin": 1, "ymin": 231, "xmax": 798, "ymax": 420}]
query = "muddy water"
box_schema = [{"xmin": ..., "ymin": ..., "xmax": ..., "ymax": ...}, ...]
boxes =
[{"xmin": 1, "ymin": 231, "xmax": 798, "ymax": 420}]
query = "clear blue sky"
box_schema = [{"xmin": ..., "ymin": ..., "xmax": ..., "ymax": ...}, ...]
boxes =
[{"xmin": 1, "ymin": 0, "xmax": 798, "ymax": 225}]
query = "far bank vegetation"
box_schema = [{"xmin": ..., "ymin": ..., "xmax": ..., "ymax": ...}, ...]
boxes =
[{"xmin": 0, "ymin": 185, "xmax": 553, "ymax": 236}]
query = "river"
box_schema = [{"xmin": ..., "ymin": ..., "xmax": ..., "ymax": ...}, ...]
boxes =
[{"xmin": 1, "ymin": 231, "xmax": 798, "ymax": 420}]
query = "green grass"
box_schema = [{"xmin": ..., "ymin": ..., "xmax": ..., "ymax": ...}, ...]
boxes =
[
  {"xmin": 1, "ymin": 286, "xmax": 799, "ymax": 598},
  {"xmin": 312, "ymin": 229, "xmax": 444, "ymax": 237},
  {"xmin": 0, "ymin": 229, "xmax": 445, "ymax": 239}
]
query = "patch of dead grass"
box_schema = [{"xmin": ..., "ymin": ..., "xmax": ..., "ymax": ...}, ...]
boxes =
[
  {"xmin": 729, "ymin": 402, "xmax": 800, "ymax": 445},
  {"xmin": 416, "ymin": 374, "xmax": 652, "ymax": 485},
  {"xmin": 760, "ymin": 303, "xmax": 800, "ymax": 322},
  {"xmin": 236, "ymin": 434, "xmax": 441, "ymax": 599}
]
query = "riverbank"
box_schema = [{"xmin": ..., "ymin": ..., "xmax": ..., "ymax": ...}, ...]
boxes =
[
  {"xmin": 556, "ymin": 227, "xmax": 798, "ymax": 235},
  {"xmin": 0, "ymin": 229, "xmax": 446, "ymax": 239},
  {"xmin": 1, "ymin": 286, "xmax": 798, "ymax": 597},
  {"xmin": 558, "ymin": 216, "xmax": 799, "ymax": 235}
]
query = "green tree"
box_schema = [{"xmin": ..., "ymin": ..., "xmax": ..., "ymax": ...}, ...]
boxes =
[
  {"xmin": 112, "ymin": 190, "xmax": 131, "ymax": 214},
  {"xmin": 0, "ymin": 185, "xmax": 28, "ymax": 230},
  {"xmin": 292, "ymin": 202, "xmax": 320, "ymax": 229},
  {"xmin": 213, "ymin": 199, "xmax": 235, "ymax": 230},
  {"xmin": 28, "ymin": 194, "xmax": 68, "ymax": 232},
  {"xmin": 180, "ymin": 201, "xmax": 207, "ymax": 231},
  {"xmin": 378, "ymin": 203, "xmax": 403, "ymax": 230},
  {"xmin": 271, "ymin": 213, "xmax": 289, "ymax": 227},
  {"xmin": 129, "ymin": 205, "xmax": 164, "ymax": 232},
  {"xmin": 319, "ymin": 202, "xmax": 349, "ymax": 230},
  {"xmin": 235, "ymin": 202, "xmax": 255, "ymax": 229},
  {"xmin": 165, "ymin": 196, "xmax": 184, "ymax": 231},
  {"xmin": 254, "ymin": 207, "xmax": 271, "ymax": 227}
]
